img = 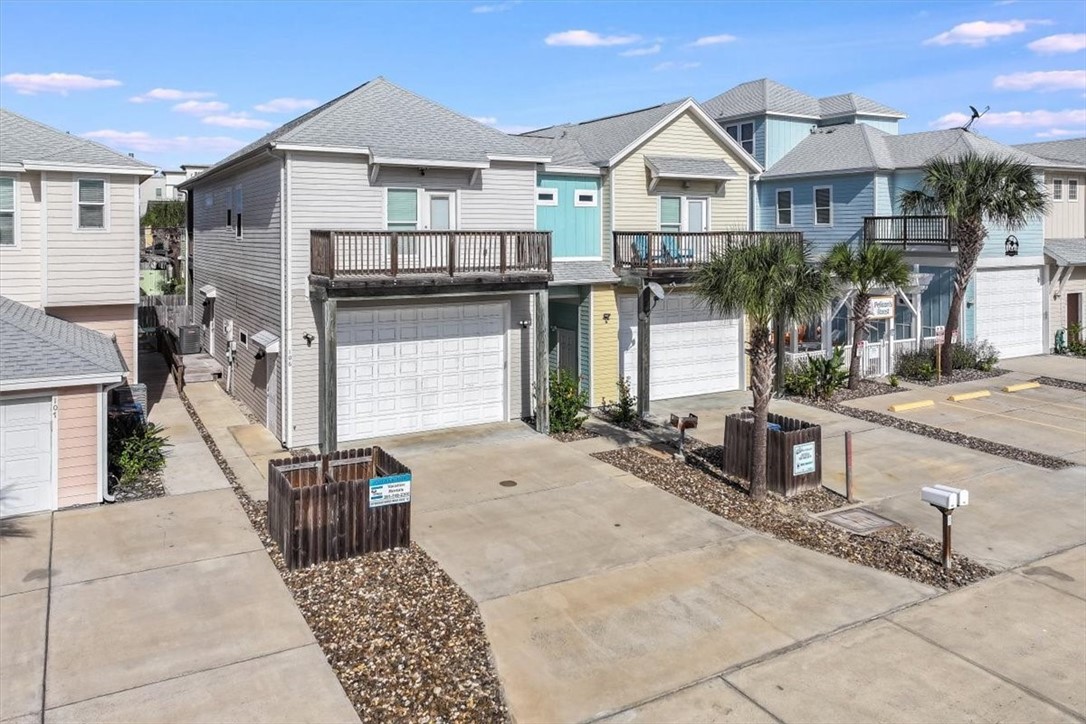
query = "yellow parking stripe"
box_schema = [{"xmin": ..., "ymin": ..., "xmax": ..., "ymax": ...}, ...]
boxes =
[{"xmin": 936, "ymin": 401, "xmax": 1084, "ymax": 435}]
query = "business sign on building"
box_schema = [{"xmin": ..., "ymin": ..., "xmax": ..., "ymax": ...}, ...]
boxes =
[
  {"xmin": 368, "ymin": 473, "xmax": 411, "ymax": 508},
  {"xmin": 868, "ymin": 296, "xmax": 895, "ymax": 319}
]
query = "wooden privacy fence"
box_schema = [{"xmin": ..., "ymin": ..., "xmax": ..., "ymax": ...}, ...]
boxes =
[
  {"xmin": 267, "ymin": 447, "xmax": 411, "ymax": 570},
  {"xmin": 723, "ymin": 411, "xmax": 822, "ymax": 497},
  {"xmin": 139, "ymin": 295, "xmax": 193, "ymax": 331}
]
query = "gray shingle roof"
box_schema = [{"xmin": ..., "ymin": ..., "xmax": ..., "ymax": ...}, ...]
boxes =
[
  {"xmin": 1045, "ymin": 239, "xmax": 1086, "ymax": 266},
  {"xmin": 818, "ymin": 93, "xmax": 906, "ymax": 119},
  {"xmin": 522, "ymin": 100, "xmax": 686, "ymax": 166},
  {"xmin": 0, "ymin": 296, "xmax": 126, "ymax": 384},
  {"xmin": 0, "ymin": 108, "xmax": 153, "ymax": 169},
  {"xmin": 185, "ymin": 78, "xmax": 545, "ymax": 182},
  {"xmin": 763, "ymin": 126, "xmax": 1049, "ymax": 178},
  {"xmin": 702, "ymin": 79, "xmax": 822, "ymax": 121},
  {"xmin": 550, "ymin": 261, "xmax": 618, "ymax": 285},
  {"xmin": 1012, "ymin": 139, "xmax": 1086, "ymax": 169},
  {"xmin": 645, "ymin": 156, "xmax": 738, "ymax": 179},
  {"xmin": 517, "ymin": 135, "xmax": 596, "ymax": 171}
]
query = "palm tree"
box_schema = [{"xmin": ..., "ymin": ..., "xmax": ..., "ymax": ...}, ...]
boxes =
[
  {"xmin": 900, "ymin": 152, "xmax": 1046, "ymax": 371},
  {"xmin": 693, "ymin": 235, "xmax": 833, "ymax": 501},
  {"xmin": 824, "ymin": 242, "xmax": 911, "ymax": 389}
]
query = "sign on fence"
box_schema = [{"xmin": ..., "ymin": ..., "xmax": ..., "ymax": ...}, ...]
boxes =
[
  {"xmin": 369, "ymin": 473, "xmax": 412, "ymax": 508},
  {"xmin": 868, "ymin": 296, "xmax": 895, "ymax": 319},
  {"xmin": 793, "ymin": 441, "xmax": 817, "ymax": 476}
]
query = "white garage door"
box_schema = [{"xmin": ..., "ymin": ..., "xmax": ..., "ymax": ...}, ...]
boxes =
[
  {"xmin": 975, "ymin": 268, "xmax": 1043, "ymax": 359},
  {"xmin": 619, "ymin": 293, "xmax": 741, "ymax": 400},
  {"xmin": 337, "ymin": 303, "xmax": 507, "ymax": 441},
  {"xmin": 0, "ymin": 397, "xmax": 54, "ymax": 518}
]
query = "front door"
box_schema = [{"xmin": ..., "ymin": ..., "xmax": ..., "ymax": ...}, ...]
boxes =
[
  {"xmin": 685, "ymin": 198, "xmax": 707, "ymax": 233},
  {"xmin": 426, "ymin": 193, "xmax": 453, "ymax": 230}
]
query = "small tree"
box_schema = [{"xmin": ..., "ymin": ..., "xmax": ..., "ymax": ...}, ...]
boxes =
[
  {"xmin": 140, "ymin": 200, "xmax": 186, "ymax": 229},
  {"xmin": 823, "ymin": 242, "xmax": 910, "ymax": 389},
  {"xmin": 693, "ymin": 235, "xmax": 833, "ymax": 501},
  {"xmin": 900, "ymin": 152, "xmax": 1045, "ymax": 372}
]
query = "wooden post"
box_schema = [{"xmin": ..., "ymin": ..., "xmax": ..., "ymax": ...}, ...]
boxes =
[
  {"xmin": 390, "ymin": 232, "xmax": 399, "ymax": 277},
  {"xmin": 935, "ymin": 342, "xmax": 942, "ymax": 383},
  {"xmin": 534, "ymin": 288, "xmax": 550, "ymax": 434},
  {"xmin": 318, "ymin": 295, "xmax": 338, "ymax": 454},
  {"xmin": 500, "ymin": 232, "xmax": 508, "ymax": 274},
  {"xmin": 942, "ymin": 509, "xmax": 952, "ymax": 571},
  {"xmin": 845, "ymin": 430, "xmax": 854, "ymax": 503},
  {"xmin": 637, "ymin": 286, "xmax": 652, "ymax": 419},
  {"xmin": 448, "ymin": 233, "xmax": 456, "ymax": 277}
]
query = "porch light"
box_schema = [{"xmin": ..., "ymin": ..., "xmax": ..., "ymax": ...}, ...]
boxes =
[{"xmin": 1005, "ymin": 235, "xmax": 1019, "ymax": 257}]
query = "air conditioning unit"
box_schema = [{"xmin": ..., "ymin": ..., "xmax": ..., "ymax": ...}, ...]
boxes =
[{"xmin": 175, "ymin": 324, "xmax": 202, "ymax": 355}]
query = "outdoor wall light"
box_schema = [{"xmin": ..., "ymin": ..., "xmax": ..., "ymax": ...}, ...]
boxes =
[
  {"xmin": 1005, "ymin": 235, "xmax": 1019, "ymax": 257},
  {"xmin": 303, "ymin": 332, "xmax": 315, "ymax": 347},
  {"xmin": 602, "ymin": 312, "xmax": 611, "ymax": 323},
  {"xmin": 519, "ymin": 319, "xmax": 531, "ymax": 328},
  {"xmin": 419, "ymin": 168, "xmax": 426, "ymax": 176}
]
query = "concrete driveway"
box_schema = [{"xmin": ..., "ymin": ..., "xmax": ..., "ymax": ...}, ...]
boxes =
[{"xmin": 1000, "ymin": 353, "xmax": 1086, "ymax": 384}]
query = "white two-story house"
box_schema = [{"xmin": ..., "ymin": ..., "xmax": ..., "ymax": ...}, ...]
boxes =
[{"xmin": 0, "ymin": 108, "xmax": 154, "ymax": 516}]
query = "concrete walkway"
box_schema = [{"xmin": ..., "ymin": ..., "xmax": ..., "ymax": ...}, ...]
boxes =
[{"xmin": 1000, "ymin": 353, "xmax": 1086, "ymax": 384}]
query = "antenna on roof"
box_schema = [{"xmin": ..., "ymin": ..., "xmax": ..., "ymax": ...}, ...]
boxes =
[{"xmin": 962, "ymin": 105, "xmax": 989, "ymax": 132}]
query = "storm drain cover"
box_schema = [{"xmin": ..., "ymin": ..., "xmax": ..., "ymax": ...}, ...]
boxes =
[
  {"xmin": 820, "ymin": 508, "xmax": 899, "ymax": 536},
  {"xmin": 499, "ymin": 480, "xmax": 518, "ymax": 488}
]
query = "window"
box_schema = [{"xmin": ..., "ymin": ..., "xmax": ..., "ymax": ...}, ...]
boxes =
[
  {"xmin": 776, "ymin": 189, "xmax": 793, "ymax": 226},
  {"xmin": 659, "ymin": 196, "xmax": 681, "ymax": 232},
  {"xmin": 77, "ymin": 179, "xmax": 106, "ymax": 229},
  {"xmin": 155, "ymin": 188, "xmax": 163, "ymax": 199},
  {"xmin": 1069, "ymin": 179, "xmax": 1079, "ymax": 201},
  {"xmin": 1053, "ymin": 179, "xmax": 1063, "ymax": 201},
  {"xmin": 0, "ymin": 177, "xmax": 14, "ymax": 246},
  {"xmin": 233, "ymin": 186, "xmax": 243, "ymax": 239},
  {"xmin": 814, "ymin": 186, "xmax": 832, "ymax": 225},
  {"xmin": 536, "ymin": 187, "xmax": 558, "ymax": 206},
  {"xmin": 726, "ymin": 122, "xmax": 755, "ymax": 155},
  {"xmin": 238, "ymin": 330, "xmax": 248, "ymax": 348},
  {"xmin": 386, "ymin": 188, "xmax": 418, "ymax": 230},
  {"xmin": 573, "ymin": 189, "xmax": 597, "ymax": 207}
]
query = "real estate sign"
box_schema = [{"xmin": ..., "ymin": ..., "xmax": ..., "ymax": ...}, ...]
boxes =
[
  {"xmin": 868, "ymin": 296, "xmax": 895, "ymax": 319},
  {"xmin": 793, "ymin": 441, "xmax": 817, "ymax": 476},
  {"xmin": 368, "ymin": 473, "xmax": 411, "ymax": 508}
]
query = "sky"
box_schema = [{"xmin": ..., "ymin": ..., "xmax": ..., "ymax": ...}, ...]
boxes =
[{"xmin": 1, "ymin": 0, "xmax": 1084, "ymax": 170}]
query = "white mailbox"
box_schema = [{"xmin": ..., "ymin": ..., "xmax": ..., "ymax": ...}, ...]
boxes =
[
  {"xmin": 922, "ymin": 486, "xmax": 959, "ymax": 510},
  {"xmin": 933, "ymin": 484, "xmax": 969, "ymax": 507}
]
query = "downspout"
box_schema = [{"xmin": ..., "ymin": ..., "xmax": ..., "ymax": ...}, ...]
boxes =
[{"xmin": 100, "ymin": 379, "xmax": 126, "ymax": 503}]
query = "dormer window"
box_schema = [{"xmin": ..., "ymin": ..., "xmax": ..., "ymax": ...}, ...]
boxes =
[{"xmin": 726, "ymin": 122, "xmax": 755, "ymax": 156}]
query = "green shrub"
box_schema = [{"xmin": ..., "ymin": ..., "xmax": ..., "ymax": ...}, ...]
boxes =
[
  {"xmin": 784, "ymin": 347, "xmax": 849, "ymax": 400},
  {"xmin": 603, "ymin": 377, "xmax": 639, "ymax": 427},
  {"xmin": 1068, "ymin": 323, "xmax": 1086, "ymax": 357},
  {"xmin": 548, "ymin": 369, "xmax": 588, "ymax": 433},
  {"xmin": 108, "ymin": 416, "xmax": 170, "ymax": 485},
  {"xmin": 950, "ymin": 342, "xmax": 978, "ymax": 370},
  {"xmin": 973, "ymin": 340, "xmax": 1000, "ymax": 371},
  {"xmin": 888, "ymin": 374, "xmax": 900, "ymax": 388},
  {"xmin": 895, "ymin": 348, "xmax": 935, "ymax": 381}
]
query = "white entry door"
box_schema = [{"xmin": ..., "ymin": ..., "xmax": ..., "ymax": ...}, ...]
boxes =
[
  {"xmin": 619, "ymin": 292, "xmax": 741, "ymax": 400},
  {"xmin": 337, "ymin": 303, "xmax": 507, "ymax": 441},
  {"xmin": 0, "ymin": 397, "xmax": 54, "ymax": 517},
  {"xmin": 975, "ymin": 268, "xmax": 1043, "ymax": 359}
]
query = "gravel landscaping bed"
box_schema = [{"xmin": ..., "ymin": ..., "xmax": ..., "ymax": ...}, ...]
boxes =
[
  {"xmin": 593, "ymin": 440, "xmax": 992, "ymax": 590},
  {"xmin": 788, "ymin": 379, "xmax": 905, "ymax": 406},
  {"xmin": 550, "ymin": 427, "xmax": 600, "ymax": 443},
  {"xmin": 110, "ymin": 471, "xmax": 166, "ymax": 503},
  {"xmin": 180, "ymin": 391, "xmax": 508, "ymax": 723},
  {"xmin": 1035, "ymin": 376, "xmax": 1086, "ymax": 393},
  {"xmin": 901, "ymin": 367, "xmax": 1007, "ymax": 387}
]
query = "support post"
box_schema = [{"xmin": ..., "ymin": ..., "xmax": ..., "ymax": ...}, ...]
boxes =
[
  {"xmin": 637, "ymin": 287, "xmax": 652, "ymax": 419},
  {"xmin": 318, "ymin": 295, "xmax": 338, "ymax": 454},
  {"xmin": 941, "ymin": 508, "xmax": 953, "ymax": 571},
  {"xmin": 844, "ymin": 430, "xmax": 854, "ymax": 503},
  {"xmin": 773, "ymin": 320, "xmax": 786, "ymax": 394},
  {"xmin": 534, "ymin": 288, "xmax": 549, "ymax": 434}
]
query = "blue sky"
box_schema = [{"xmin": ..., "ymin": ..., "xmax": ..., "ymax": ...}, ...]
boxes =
[{"xmin": 1, "ymin": 0, "xmax": 1083, "ymax": 169}]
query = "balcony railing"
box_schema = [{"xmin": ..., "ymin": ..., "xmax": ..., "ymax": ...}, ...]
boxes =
[
  {"xmin": 863, "ymin": 216, "xmax": 954, "ymax": 248},
  {"xmin": 310, "ymin": 230, "xmax": 552, "ymax": 282},
  {"xmin": 613, "ymin": 231, "xmax": 804, "ymax": 274}
]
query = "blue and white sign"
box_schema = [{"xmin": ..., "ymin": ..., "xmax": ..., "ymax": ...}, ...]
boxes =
[
  {"xmin": 793, "ymin": 442, "xmax": 817, "ymax": 476},
  {"xmin": 368, "ymin": 473, "xmax": 411, "ymax": 508}
]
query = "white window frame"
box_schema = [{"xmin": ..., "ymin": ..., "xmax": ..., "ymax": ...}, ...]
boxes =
[
  {"xmin": 684, "ymin": 196, "xmax": 709, "ymax": 232},
  {"xmin": 813, "ymin": 185, "xmax": 833, "ymax": 226},
  {"xmin": 776, "ymin": 188, "xmax": 794, "ymax": 227},
  {"xmin": 0, "ymin": 175, "xmax": 19, "ymax": 248},
  {"xmin": 536, "ymin": 187, "xmax": 558, "ymax": 206},
  {"xmin": 727, "ymin": 122, "xmax": 755, "ymax": 155},
  {"xmin": 658, "ymin": 195, "xmax": 683, "ymax": 233},
  {"xmin": 74, "ymin": 177, "xmax": 109, "ymax": 232},
  {"xmin": 1053, "ymin": 179, "xmax": 1063, "ymax": 201},
  {"xmin": 1068, "ymin": 178, "xmax": 1079, "ymax": 202},
  {"xmin": 385, "ymin": 187, "xmax": 421, "ymax": 230},
  {"xmin": 573, "ymin": 189, "xmax": 597, "ymax": 207}
]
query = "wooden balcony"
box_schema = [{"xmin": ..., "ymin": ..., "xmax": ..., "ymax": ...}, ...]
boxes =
[
  {"xmin": 310, "ymin": 230, "xmax": 552, "ymax": 294},
  {"xmin": 863, "ymin": 216, "xmax": 955, "ymax": 249},
  {"xmin": 613, "ymin": 231, "xmax": 804, "ymax": 279}
]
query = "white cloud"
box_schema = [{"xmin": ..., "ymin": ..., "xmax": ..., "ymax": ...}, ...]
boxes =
[
  {"xmin": 653, "ymin": 61, "xmax": 701, "ymax": 72},
  {"xmin": 544, "ymin": 29, "xmax": 640, "ymax": 47},
  {"xmin": 1028, "ymin": 33, "xmax": 1086, "ymax": 54},
  {"xmin": 130, "ymin": 88, "xmax": 215, "ymax": 103},
  {"xmin": 254, "ymin": 97, "xmax": 319, "ymax": 113},
  {"xmin": 201, "ymin": 113, "xmax": 273, "ymax": 130},
  {"xmin": 471, "ymin": 116, "xmax": 498, "ymax": 125},
  {"xmin": 931, "ymin": 108, "xmax": 1086, "ymax": 129},
  {"xmin": 1035, "ymin": 128, "xmax": 1080, "ymax": 138},
  {"xmin": 924, "ymin": 19, "xmax": 1047, "ymax": 47},
  {"xmin": 172, "ymin": 100, "xmax": 229, "ymax": 115},
  {"xmin": 1, "ymin": 72, "xmax": 121, "ymax": 95},
  {"xmin": 994, "ymin": 70, "xmax": 1086, "ymax": 92},
  {"xmin": 688, "ymin": 34, "xmax": 737, "ymax": 47},
  {"xmin": 82, "ymin": 129, "xmax": 244, "ymax": 155},
  {"xmin": 472, "ymin": 0, "xmax": 518, "ymax": 12},
  {"xmin": 620, "ymin": 44, "xmax": 662, "ymax": 57}
]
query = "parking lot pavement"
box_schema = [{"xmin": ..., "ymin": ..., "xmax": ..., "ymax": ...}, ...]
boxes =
[{"xmin": 1000, "ymin": 354, "xmax": 1086, "ymax": 384}]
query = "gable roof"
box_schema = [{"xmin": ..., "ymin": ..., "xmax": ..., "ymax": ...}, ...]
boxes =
[
  {"xmin": 1045, "ymin": 238, "xmax": 1086, "ymax": 266},
  {"xmin": 1012, "ymin": 139, "xmax": 1086, "ymax": 169},
  {"xmin": 0, "ymin": 296, "xmax": 126, "ymax": 386},
  {"xmin": 818, "ymin": 93, "xmax": 906, "ymax": 120},
  {"xmin": 181, "ymin": 78, "xmax": 547, "ymax": 185},
  {"xmin": 702, "ymin": 79, "xmax": 822, "ymax": 121},
  {"xmin": 763, "ymin": 125, "xmax": 1048, "ymax": 178},
  {"xmin": 0, "ymin": 108, "xmax": 153, "ymax": 172}
]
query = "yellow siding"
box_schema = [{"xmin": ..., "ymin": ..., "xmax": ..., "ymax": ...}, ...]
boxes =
[
  {"xmin": 590, "ymin": 286, "xmax": 620, "ymax": 406},
  {"xmin": 612, "ymin": 110, "xmax": 750, "ymax": 232},
  {"xmin": 57, "ymin": 385, "xmax": 100, "ymax": 508}
]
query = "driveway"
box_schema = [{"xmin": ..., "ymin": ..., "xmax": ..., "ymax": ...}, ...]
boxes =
[{"xmin": 999, "ymin": 353, "xmax": 1086, "ymax": 384}]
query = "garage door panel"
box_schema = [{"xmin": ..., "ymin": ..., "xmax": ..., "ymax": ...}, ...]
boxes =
[
  {"xmin": 1, "ymin": 397, "xmax": 54, "ymax": 517},
  {"xmin": 975, "ymin": 269, "xmax": 1042, "ymax": 359}
]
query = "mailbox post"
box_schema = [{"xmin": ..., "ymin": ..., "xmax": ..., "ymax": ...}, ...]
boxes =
[
  {"xmin": 669, "ymin": 413, "xmax": 698, "ymax": 461},
  {"xmin": 921, "ymin": 484, "xmax": 969, "ymax": 571}
]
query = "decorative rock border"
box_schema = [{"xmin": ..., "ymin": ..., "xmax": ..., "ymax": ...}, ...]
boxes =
[{"xmin": 1035, "ymin": 376, "xmax": 1086, "ymax": 393}]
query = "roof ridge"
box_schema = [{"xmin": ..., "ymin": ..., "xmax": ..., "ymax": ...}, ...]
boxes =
[
  {"xmin": 856, "ymin": 123, "xmax": 886, "ymax": 168},
  {"xmin": 554, "ymin": 99, "xmax": 685, "ymax": 130}
]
